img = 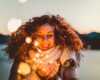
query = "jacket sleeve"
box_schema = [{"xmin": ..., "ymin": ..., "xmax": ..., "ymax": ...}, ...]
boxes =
[
  {"xmin": 63, "ymin": 66, "xmax": 79, "ymax": 80},
  {"xmin": 61, "ymin": 58, "xmax": 79, "ymax": 80},
  {"xmin": 8, "ymin": 58, "xmax": 22, "ymax": 80}
]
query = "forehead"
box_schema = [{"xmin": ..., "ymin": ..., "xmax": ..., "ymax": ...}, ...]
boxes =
[{"xmin": 36, "ymin": 24, "xmax": 54, "ymax": 33}]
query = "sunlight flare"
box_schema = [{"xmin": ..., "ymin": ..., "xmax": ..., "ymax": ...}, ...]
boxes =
[{"xmin": 7, "ymin": 18, "xmax": 22, "ymax": 33}]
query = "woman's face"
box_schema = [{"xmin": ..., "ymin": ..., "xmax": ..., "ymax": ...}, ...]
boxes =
[{"xmin": 35, "ymin": 24, "xmax": 55, "ymax": 51}]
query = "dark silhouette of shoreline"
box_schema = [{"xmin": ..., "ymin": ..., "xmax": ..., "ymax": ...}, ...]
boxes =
[
  {"xmin": 79, "ymin": 32, "xmax": 100, "ymax": 50},
  {"xmin": 0, "ymin": 34, "xmax": 10, "ymax": 44}
]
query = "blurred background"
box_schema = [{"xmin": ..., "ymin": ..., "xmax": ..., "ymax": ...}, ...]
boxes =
[{"xmin": 0, "ymin": 0, "xmax": 100, "ymax": 80}]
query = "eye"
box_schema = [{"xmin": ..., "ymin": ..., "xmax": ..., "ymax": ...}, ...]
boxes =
[
  {"xmin": 47, "ymin": 34, "xmax": 54, "ymax": 38},
  {"xmin": 37, "ymin": 34, "xmax": 43, "ymax": 39}
]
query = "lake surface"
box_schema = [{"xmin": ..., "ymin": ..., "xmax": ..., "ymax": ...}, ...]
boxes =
[
  {"xmin": 0, "ymin": 45, "xmax": 100, "ymax": 80},
  {"xmin": 79, "ymin": 50, "xmax": 100, "ymax": 80}
]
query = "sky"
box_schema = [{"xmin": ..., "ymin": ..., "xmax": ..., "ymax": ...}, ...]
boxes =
[{"xmin": 0, "ymin": 0, "xmax": 100, "ymax": 35}]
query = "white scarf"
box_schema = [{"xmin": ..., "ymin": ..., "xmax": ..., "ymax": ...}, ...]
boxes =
[{"xmin": 29, "ymin": 45, "xmax": 77, "ymax": 66}]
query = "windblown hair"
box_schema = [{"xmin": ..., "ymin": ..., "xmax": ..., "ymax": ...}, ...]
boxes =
[{"xmin": 6, "ymin": 15, "xmax": 83, "ymax": 59}]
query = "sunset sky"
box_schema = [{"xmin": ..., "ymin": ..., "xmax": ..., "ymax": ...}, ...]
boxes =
[{"xmin": 0, "ymin": 0, "xmax": 100, "ymax": 35}]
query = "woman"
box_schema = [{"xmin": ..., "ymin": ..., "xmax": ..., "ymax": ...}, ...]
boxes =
[{"xmin": 6, "ymin": 15, "xmax": 83, "ymax": 80}]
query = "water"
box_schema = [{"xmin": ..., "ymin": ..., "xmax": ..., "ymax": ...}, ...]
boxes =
[
  {"xmin": 79, "ymin": 50, "xmax": 100, "ymax": 80},
  {"xmin": 0, "ymin": 45, "xmax": 12, "ymax": 80},
  {"xmin": 0, "ymin": 45, "xmax": 100, "ymax": 80}
]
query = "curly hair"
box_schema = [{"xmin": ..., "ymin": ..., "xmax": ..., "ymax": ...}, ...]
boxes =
[{"xmin": 6, "ymin": 15, "xmax": 83, "ymax": 59}]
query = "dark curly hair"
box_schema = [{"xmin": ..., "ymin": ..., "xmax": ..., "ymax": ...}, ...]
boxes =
[{"xmin": 6, "ymin": 15, "xmax": 83, "ymax": 59}]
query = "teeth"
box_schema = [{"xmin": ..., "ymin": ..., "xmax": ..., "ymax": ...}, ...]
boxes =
[{"xmin": 43, "ymin": 45, "xmax": 48, "ymax": 47}]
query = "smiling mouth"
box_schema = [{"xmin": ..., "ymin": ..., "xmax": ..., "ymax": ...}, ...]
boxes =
[
  {"xmin": 42, "ymin": 45, "xmax": 49, "ymax": 48},
  {"xmin": 41, "ymin": 44, "xmax": 50, "ymax": 48}
]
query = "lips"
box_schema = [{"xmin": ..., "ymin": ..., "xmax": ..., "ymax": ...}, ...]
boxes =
[
  {"xmin": 43, "ymin": 45, "xmax": 49, "ymax": 47},
  {"xmin": 42, "ymin": 45, "xmax": 49, "ymax": 48},
  {"xmin": 41, "ymin": 44, "xmax": 49, "ymax": 50}
]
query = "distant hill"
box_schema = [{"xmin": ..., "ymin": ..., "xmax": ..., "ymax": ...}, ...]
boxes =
[
  {"xmin": 80, "ymin": 32, "xmax": 100, "ymax": 49},
  {"xmin": 0, "ymin": 34, "xmax": 10, "ymax": 44},
  {"xmin": 83, "ymin": 32, "xmax": 100, "ymax": 38}
]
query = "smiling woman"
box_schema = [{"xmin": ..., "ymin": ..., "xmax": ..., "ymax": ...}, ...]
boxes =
[{"xmin": 6, "ymin": 14, "xmax": 83, "ymax": 80}]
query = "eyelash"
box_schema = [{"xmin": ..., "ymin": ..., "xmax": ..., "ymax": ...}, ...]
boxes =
[
  {"xmin": 47, "ymin": 34, "xmax": 53, "ymax": 38},
  {"xmin": 37, "ymin": 34, "xmax": 54, "ymax": 39}
]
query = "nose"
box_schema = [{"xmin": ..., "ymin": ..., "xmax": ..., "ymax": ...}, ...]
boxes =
[{"xmin": 42, "ymin": 36, "xmax": 48, "ymax": 43}]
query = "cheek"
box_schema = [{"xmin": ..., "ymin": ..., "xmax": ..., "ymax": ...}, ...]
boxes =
[{"xmin": 50, "ymin": 38, "xmax": 55, "ymax": 45}]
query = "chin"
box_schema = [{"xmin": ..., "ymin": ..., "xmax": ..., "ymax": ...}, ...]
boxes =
[
  {"xmin": 41, "ymin": 48, "xmax": 49, "ymax": 51},
  {"xmin": 39, "ymin": 45, "xmax": 53, "ymax": 51}
]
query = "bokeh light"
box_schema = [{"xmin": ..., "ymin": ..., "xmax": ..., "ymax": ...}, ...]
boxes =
[
  {"xmin": 18, "ymin": 0, "xmax": 28, "ymax": 3},
  {"xmin": 25, "ymin": 37, "xmax": 32, "ymax": 44},
  {"xmin": 34, "ymin": 40, "xmax": 39, "ymax": 46},
  {"xmin": 7, "ymin": 18, "xmax": 22, "ymax": 33}
]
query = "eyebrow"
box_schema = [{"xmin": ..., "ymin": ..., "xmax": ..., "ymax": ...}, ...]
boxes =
[
  {"xmin": 36, "ymin": 31, "xmax": 54, "ymax": 34},
  {"xmin": 48, "ymin": 31, "xmax": 54, "ymax": 34}
]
